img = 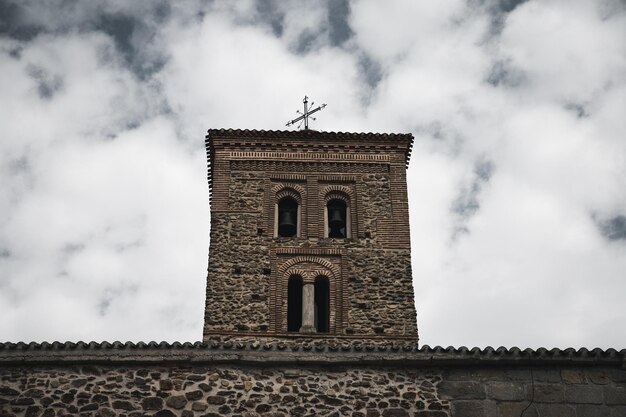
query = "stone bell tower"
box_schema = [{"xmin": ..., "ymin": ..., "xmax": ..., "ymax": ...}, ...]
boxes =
[{"xmin": 203, "ymin": 129, "xmax": 418, "ymax": 345}]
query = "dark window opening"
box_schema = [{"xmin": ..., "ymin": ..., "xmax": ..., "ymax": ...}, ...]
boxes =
[
  {"xmin": 287, "ymin": 275, "xmax": 303, "ymax": 332},
  {"xmin": 314, "ymin": 276, "xmax": 330, "ymax": 333},
  {"xmin": 278, "ymin": 197, "xmax": 298, "ymax": 237},
  {"xmin": 327, "ymin": 199, "xmax": 347, "ymax": 238}
]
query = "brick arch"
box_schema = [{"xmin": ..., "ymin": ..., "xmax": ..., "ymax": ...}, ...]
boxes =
[
  {"xmin": 278, "ymin": 256, "xmax": 338, "ymax": 279},
  {"xmin": 286, "ymin": 269, "xmax": 307, "ymax": 280},
  {"xmin": 276, "ymin": 189, "xmax": 301, "ymax": 203},
  {"xmin": 309, "ymin": 270, "xmax": 332, "ymax": 284},
  {"xmin": 285, "ymin": 268, "xmax": 335, "ymax": 284},
  {"xmin": 273, "ymin": 183, "xmax": 305, "ymax": 198},
  {"xmin": 324, "ymin": 191, "xmax": 351, "ymax": 204},
  {"xmin": 321, "ymin": 185, "xmax": 353, "ymax": 201}
]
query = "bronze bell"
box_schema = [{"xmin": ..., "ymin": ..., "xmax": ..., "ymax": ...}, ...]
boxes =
[
  {"xmin": 328, "ymin": 208, "xmax": 344, "ymax": 228},
  {"xmin": 328, "ymin": 207, "xmax": 346, "ymax": 238},
  {"xmin": 278, "ymin": 211, "xmax": 297, "ymax": 237}
]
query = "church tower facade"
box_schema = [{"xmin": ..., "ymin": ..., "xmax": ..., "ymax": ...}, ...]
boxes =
[{"xmin": 203, "ymin": 129, "xmax": 417, "ymax": 345}]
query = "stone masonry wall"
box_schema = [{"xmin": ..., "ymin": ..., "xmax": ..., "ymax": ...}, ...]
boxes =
[
  {"xmin": 2, "ymin": 362, "xmax": 624, "ymax": 417},
  {"xmin": 1, "ymin": 364, "xmax": 448, "ymax": 417},
  {"xmin": 346, "ymin": 248, "xmax": 415, "ymax": 336},
  {"xmin": 205, "ymin": 212, "xmax": 270, "ymax": 332},
  {"xmin": 438, "ymin": 365, "xmax": 626, "ymax": 417},
  {"xmin": 360, "ymin": 174, "xmax": 391, "ymax": 240}
]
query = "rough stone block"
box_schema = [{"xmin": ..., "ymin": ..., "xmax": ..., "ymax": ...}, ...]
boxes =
[
  {"xmin": 450, "ymin": 400, "xmax": 497, "ymax": 417},
  {"xmin": 443, "ymin": 368, "xmax": 505, "ymax": 382},
  {"xmin": 575, "ymin": 405, "xmax": 611, "ymax": 417},
  {"xmin": 498, "ymin": 401, "xmax": 538, "ymax": 417},
  {"xmin": 165, "ymin": 395, "xmax": 187, "ymax": 409},
  {"xmin": 610, "ymin": 406, "xmax": 626, "ymax": 417},
  {"xmin": 112, "ymin": 400, "xmax": 136, "ymax": 411},
  {"xmin": 381, "ymin": 409, "xmax": 409, "ymax": 417},
  {"xmin": 532, "ymin": 384, "xmax": 564, "ymax": 403},
  {"xmin": 534, "ymin": 403, "xmax": 575, "ymax": 417},
  {"xmin": 608, "ymin": 369, "xmax": 626, "ymax": 383},
  {"xmin": 605, "ymin": 386, "xmax": 626, "ymax": 405},
  {"xmin": 184, "ymin": 389, "xmax": 203, "ymax": 401},
  {"xmin": 70, "ymin": 378, "xmax": 88, "ymax": 388},
  {"xmin": 506, "ymin": 369, "xmax": 533, "ymax": 381},
  {"xmin": 561, "ymin": 370, "xmax": 585, "ymax": 384},
  {"xmin": 159, "ymin": 379, "xmax": 173, "ymax": 391},
  {"xmin": 25, "ymin": 406, "xmax": 42, "ymax": 417},
  {"xmin": 192, "ymin": 401, "xmax": 208, "ymax": 411},
  {"xmin": 587, "ymin": 370, "xmax": 612, "ymax": 385},
  {"xmin": 79, "ymin": 404, "xmax": 98, "ymax": 412},
  {"xmin": 438, "ymin": 381, "xmax": 486, "ymax": 400},
  {"xmin": 95, "ymin": 408, "xmax": 116, "ymax": 417},
  {"xmin": 564, "ymin": 385, "xmax": 602, "ymax": 404},
  {"xmin": 0, "ymin": 387, "xmax": 20, "ymax": 396},
  {"xmin": 10, "ymin": 397, "xmax": 34, "ymax": 406},
  {"xmin": 206, "ymin": 395, "xmax": 226, "ymax": 405},
  {"xmin": 141, "ymin": 397, "xmax": 163, "ymax": 411},
  {"xmin": 154, "ymin": 411, "xmax": 176, "ymax": 417},
  {"xmin": 532, "ymin": 369, "xmax": 561, "ymax": 383},
  {"xmin": 505, "ymin": 368, "xmax": 561, "ymax": 383},
  {"xmin": 487, "ymin": 381, "xmax": 526, "ymax": 401},
  {"xmin": 22, "ymin": 389, "xmax": 43, "ymax": 399}
]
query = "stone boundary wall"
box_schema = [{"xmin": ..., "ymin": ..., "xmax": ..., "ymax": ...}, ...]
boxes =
[{"xmin": 1, "ymin": 346, "xmax": 624, "ymax": 417}]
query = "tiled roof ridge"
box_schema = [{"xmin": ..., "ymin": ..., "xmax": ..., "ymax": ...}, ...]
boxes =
[
  {"xmin": 206, "ymin": 128, "xmax": 414, "ymax": 140},
  {"xmin": 0, "ymin": 341, "xmax": 624, "ymax": 358}
]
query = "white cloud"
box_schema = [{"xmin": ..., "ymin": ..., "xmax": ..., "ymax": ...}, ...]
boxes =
[
  {"xmin": 1, "ymin": 0, "xmax": 624, "ymax": 349},
  {"xmin": 500, "ymin": 0, "xmax": 626, "ymax": 104}
]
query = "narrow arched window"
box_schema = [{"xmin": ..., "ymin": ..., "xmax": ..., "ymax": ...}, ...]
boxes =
[
  {"xmin": 277, "ymin": 197, "xmax": 298, "ymax": 237},
  {"xmin": 314, "ymin": 276, "xmax": 330, "ymax": 333},
  {"xmin": 287, "ymin": 275, "xmax": 303, "ymax": 332},
  {"xmin": 327, "ymin": 199, "xmax": 347, "ymax": 238}
]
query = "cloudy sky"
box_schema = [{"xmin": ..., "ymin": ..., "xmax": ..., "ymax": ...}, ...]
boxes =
[{"xmin": 1, "ymin": 0, "xmax": 625, "ymax": 349}]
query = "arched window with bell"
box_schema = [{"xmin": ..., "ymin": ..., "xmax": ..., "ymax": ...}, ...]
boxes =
[
  {"xmin": 325, "ymin": 192, "xmax": 351, "ymax": 239},
  {"xmin": 275, "ymin": 189, "xmax": 301, "ymax": 238}
]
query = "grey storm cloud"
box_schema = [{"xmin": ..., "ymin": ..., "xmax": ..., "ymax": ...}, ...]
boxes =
[
  {"xmin": 486, "ymin": 59, "xmax": 527, "ymax": 88},
  {"xmin": 564, "ymin": 102, "xmax": 590, "ymax": 119},
  {"xmin": 451, "ymin": 159, "xmax": 495, "ymax": 239},
  {"xmin": 0, "ymin": 0, "xmax": 625, "ymax": 350},
  {"xmin": 255, "ymin": 0, "xmax": 285, "ymax": 37},
  {"xmin": 0, "ymin": 0, "xmax": 43, "ymax": 41},
  {"xmin": 26, "ymin": 64, "xmax": 64, "ymax": 99},
  {"xmin": 327, "ymin": 0, "xmax": 354, "ymax": 46},
  {"xmin": 597, "ymin": 215, "xmax": 626, "ymax": 241},
  {"xmin": 0, "ymin": 0, "xmax": 171, "ymax": 79}
]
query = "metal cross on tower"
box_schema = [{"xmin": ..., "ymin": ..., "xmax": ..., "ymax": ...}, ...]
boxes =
[{"xmin": 286, "ymin": 96, "xmax": 327, "ymax": 130}]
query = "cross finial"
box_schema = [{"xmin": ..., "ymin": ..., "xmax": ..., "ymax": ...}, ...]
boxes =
[{"xmin": 286, "ymin": 96, "xmax": 327, "ymax": 130}]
